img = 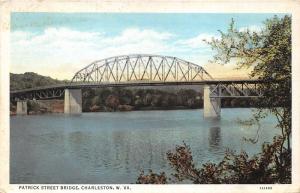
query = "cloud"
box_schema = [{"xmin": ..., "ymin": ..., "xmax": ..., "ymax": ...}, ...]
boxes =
[
  {"xmin": 102, "ymin": 28, "xmax": 173, "ymax": 44},
  {"xmin": 11, "ymin": 27, "xmax": 176, "ymax": 79},
  {"xmin": 11, "ymin": 27, "xmax": 234, "ymax": 79},
  {"xmin": 176, "ymin": 33, "xmax": 219, "ymax": 49}
]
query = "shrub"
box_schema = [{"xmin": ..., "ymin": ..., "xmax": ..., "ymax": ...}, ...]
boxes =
[{"xmin": 137, "ymin": 136, "xmax": 291, "ymax": 184}]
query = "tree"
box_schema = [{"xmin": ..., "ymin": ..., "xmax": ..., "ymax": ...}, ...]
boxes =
[
  {"xmin": 91, "ymin": 95, "xmax": 102, "ymax": 106},
  {"xmin": 119, "ymin": 89, "xmax": 133, "ymax": 105},
  {"xmin": 137, "ymin": 15, "xmax": 291, "ymax": 184},
  {"xmin": 138, "ymin": 137, "xmax": 291, "ymax": 184},
  {"xmin": 206, "ymin": 15, "xmax": 291, "ymax": 151},
  {"xmin": 10, "ymin": 72, "xmax": 66, "ymax": 91},
  {"xmin": 105, "ymin": 95, "xmax": 120, "ymax": 111}
]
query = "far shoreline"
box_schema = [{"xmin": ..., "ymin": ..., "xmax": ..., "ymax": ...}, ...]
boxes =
[{"xmin": 10, "ymin": 106, "xmax": 258, "ymax": 116}]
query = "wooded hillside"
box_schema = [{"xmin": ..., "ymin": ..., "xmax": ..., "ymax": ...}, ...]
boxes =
[{"xmin": 10, "ymin": 72, "xmax": 67, "ymax": 91}]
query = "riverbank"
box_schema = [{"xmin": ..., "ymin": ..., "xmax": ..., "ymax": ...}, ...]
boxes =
[
  {"xmin": 10, "ymin": 104, "xmax": 195, "ymax": 115},
  {"xmin": 10, "ymin": 104, "xmax": 259, "ymax": 116}
]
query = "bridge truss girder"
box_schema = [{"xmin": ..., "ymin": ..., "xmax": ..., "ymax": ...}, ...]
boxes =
[
  {"xmin": 11, "ymin": 88, "xmax": 65, "ymax": 101},
  {"xmin": 71, "ymin": 54, "xmax": 213, "ymax": 84},
  {"xmin": 209, "ymin": 82, "xmax": 263, "ymax": 98}
]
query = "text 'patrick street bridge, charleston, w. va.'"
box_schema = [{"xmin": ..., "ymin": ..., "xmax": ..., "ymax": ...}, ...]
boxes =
[{"xmin": 10, "ymin": 54, "xmax": 264, "ymax": 118}]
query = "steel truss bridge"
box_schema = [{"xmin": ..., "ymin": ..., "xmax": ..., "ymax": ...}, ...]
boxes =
[{"xmin": 10, "ymin": 54, "xmax": 264, "ymax": 101}]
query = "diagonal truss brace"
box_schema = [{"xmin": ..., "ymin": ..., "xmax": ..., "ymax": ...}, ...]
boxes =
[{"xmin": 209, "ymin": 82, "xmax": 263, "ymax": 98}]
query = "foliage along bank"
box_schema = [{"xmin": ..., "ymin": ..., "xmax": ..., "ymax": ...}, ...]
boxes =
[{"xmin": 81, "ymin": 87, "xmax": 258, "ymax": 112}]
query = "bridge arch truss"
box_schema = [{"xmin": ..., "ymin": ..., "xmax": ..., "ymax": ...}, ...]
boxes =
[{"xmin": 71, "ymin": 54, "xmax": 213, "ymax": 84}]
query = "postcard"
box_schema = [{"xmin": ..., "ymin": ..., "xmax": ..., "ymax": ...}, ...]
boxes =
[{"xmin": 1, "ymin": 0, "xmax": 300, "ymax": 193}]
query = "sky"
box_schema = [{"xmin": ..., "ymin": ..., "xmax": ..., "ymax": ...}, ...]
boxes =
[{"xmin": 10, "ymin": 13, "xmax": 285, "ymax": 80}]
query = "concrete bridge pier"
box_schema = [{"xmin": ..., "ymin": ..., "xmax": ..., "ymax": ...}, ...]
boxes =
[
  {"xmin": 203, "ymin": 85, "xmax": 221, "ymax": 119},
  {"xmin": 64, "ymin": 89, "xmax": 82, "ymax": 114},
  {"xmin": 16, "ymin": 101, "xmax": 27, "ymax": 115}
]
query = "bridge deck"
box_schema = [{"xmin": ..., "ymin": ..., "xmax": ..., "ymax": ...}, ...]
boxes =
[{"xmin": 10, "ymin": 79, "xmax": 264, "ymax": 94}]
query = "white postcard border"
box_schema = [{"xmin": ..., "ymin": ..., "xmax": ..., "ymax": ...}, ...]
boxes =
[{"xmin": 1, "ymin": 1, "xmax": 300, "ymax": 193}]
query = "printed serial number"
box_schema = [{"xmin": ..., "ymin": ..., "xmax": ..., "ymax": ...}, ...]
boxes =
[{"xmin": 260, "ymin": 187, "xmax": 272, "ymax": 190}]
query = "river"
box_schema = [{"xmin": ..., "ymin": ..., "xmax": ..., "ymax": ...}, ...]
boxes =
[{"xmin": 10, "ymin": 108, "xmax": 280, "ymax": 184}]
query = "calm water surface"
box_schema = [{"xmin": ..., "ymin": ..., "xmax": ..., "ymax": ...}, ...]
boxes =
[{"xmin": 10, "ymin": 109, "xmax": 280, "ymax": 184}]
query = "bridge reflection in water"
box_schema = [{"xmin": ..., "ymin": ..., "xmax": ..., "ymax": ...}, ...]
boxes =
[
  {"xmin": 10, "ymin": 54, "xmax": 264, "ymax": 118},
  {"xmin": 209, "ymin": 119, "xmax": 222, "ymax": 149}
]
